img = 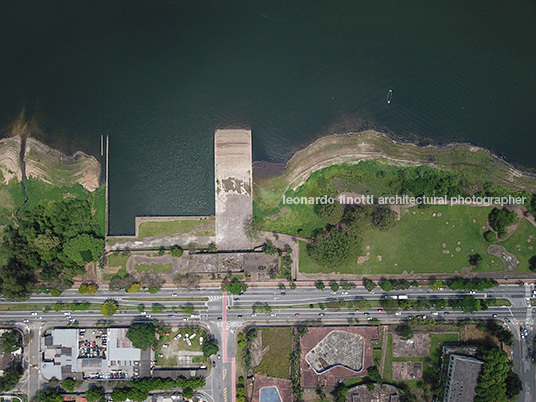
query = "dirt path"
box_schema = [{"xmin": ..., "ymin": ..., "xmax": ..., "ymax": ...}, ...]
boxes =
[{"xmin": 379, "ymin": 326, "xmax": 388, "ymax": 378}]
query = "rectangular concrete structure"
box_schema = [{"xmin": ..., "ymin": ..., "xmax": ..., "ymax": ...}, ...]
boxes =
[{"xmin": 214, "ymin": 129, "xmax": 253, "ymax": 251}]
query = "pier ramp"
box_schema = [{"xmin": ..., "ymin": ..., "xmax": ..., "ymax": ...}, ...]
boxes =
[{"xmin": 214, "ymin": 129, "xmax": 253, "ymax": 251}]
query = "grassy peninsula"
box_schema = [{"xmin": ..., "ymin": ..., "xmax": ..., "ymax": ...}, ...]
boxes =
[{"xmin": 253, "ymin": 131, "xmax": 536, "ymax": 276}]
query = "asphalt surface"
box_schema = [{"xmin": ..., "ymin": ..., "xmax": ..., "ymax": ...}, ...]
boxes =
[{"xmin": 4, "ymin": 284, "xmax": 534, "ymax": 402}]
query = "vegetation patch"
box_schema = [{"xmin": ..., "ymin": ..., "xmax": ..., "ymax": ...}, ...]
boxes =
[
  {"xmin": 253, "ymin": 327, "xmax": 292, "ymax": 379},
  {"xmin": 138, "ymin": 219, "xmax": 215, "ymax": 238}
]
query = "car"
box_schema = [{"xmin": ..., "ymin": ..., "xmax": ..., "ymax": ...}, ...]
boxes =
[
  {"xmin": 217, "ymin": 317, "xmax": 223, "ymax": 321},
  {"xmin": 31, "ymin": 312, "xmax": 37, "ymax": 316},
  {"xmin": 251, "ymin": 313, "xmax": 257, "ymax": 317},
  {"xmin": 364, "ymin": 312, "xmax": 370, "ymax": 316},
  {"xmin": 168, "ymin": 314, "xmax": 175, "ymax": 318},
  {"xmin": 23, "ymin": 319, "xmax": 29, "ymax": 323},
  {"xmin": 217, "ymin": 355, "xmax": 221, "ymax": 360},
  {"xmin": 319, "ymin": 313, "xmax": 325, "ymax": 317},
  {"xmin": 295, "ymin": 313, "xmax": 301, "ymax": 317},
  {"xmin": 270, "ymin": 313, "xmax": 276, "ymax": 317},
  {"xmin": 443, "ymin": 312, "xmax": 449, "ymax": 315},
  {"xmin": 171, "ymin": 293, "xmax": 178, "ymax": 297},
  {"xmin": 492, "ymin": 314, "xmax": 498, "ymax": 318},
  {"xmin": 395, "ymin": 312, "xmax": 402, "ymax": 316},
  {"xmin": 378, "ymin": 309, "xmax": 384, "ymax": 312},
  {"xmin": 281, "ymin": 292, "xmax": 286, "ymax": 295},
  {"xmin": 349, "ymin": 312, "xmax": 356, "ymax": 316},
  {"xmin": 237, "ymin": 315, "xmax": 243, "ymax": 318},
  {"xmin": 342, "ymin": 291, "xmax": 349, "ymax": 295},
  {"xmin": 432, "ymin": 312, "xmax": 439, "ymax": 316},
  {"xmin": 367, "ymin": 317, "xmax": 373, "ymax": 321},
  {"xmin": 407, "ymin": 316, "xmax": 415, "ymax": 320},
  {"xmin": 469, "ymin": 290, "xmax": 476, "ymax": 294},
  {"xmin": 234, "ymin": 298, "xmax": 240, "ymax": 301},
  {"xmin": 504, "ymin": 317, "xmax": 511, "ymax": 323},
  {"xmin": 36, "ymin": 316, "xmax": 43, "ymax": 320},
  {"xmin": 354, "ymin": 309, "xmax": 360, "ymax": 312}
]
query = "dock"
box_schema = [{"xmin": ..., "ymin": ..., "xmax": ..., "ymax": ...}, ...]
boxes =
[{"xmin": 214, "ymin": 129, "xmax": 253, "ymax": 251}]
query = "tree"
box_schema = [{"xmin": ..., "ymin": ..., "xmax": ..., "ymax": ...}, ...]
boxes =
[
  {"xmin": 101, "ymin": 300, "xmax": 118, "ymax": 316},
  {"xmin": 78, "ymin": 283, "xmax": 98, "ymax": 294},
  {"xmin": 181, "ymin": 304, "xmax": 195, "ymax": 315},
  {"xmin": 371, "ymin": 207, "xmax": 397, "ymax": 231},
  {"xmin": 86, "ymin": 387, "xmax": 104, "ymax": 402},
  {"xmin": 111, "ymin": 388, "xmax": 129, "ymax": 401},
  {"xmin": 367, "ymin": 365, "xmax": 382, "ymax": 382},
  {"xmin": 468, "ymin": 253, "xmax": 482, "ymax": 267},
  {"xmin": 429, "ymin": 279, "xmax": 444, "ymax": 291},
  {"xmin": 171, "ymin": 245, "xmax": 183, "ymax": 258},
  {"xmin": 208, "ymin": 243, "xmax": 217, "ymax": 253},
  {"xmin": 0, "ymin": 362, "xmax": 23, "ymax": 392},
  {"xmin": 488, "ymin": 207, "xmax": 517, "ymax": 237},
  {"xmin": 363, "ymin": 278, "xmax": 376, "ymax": 292},
  {"xmin": 379, "ymin": 297, "xmax": 399, "ymax": 314},
  {"xmin": 529, "ymin": 255, "xmax": 536, "ymax": 272},
  {"xmin": 484, "ymin": 230, "xmax": 496, "ymax": 242},
  {"xmin": 380, "ymin": 280, "xmax": 393, "ymax": 292},
  {"xmin": 182, "ymin": 387, "xmax": 194, "ymax": 398},
  {"xmin": 330, "ymin": 282, "xmax": 339, "ymax": 292},
  {"xmin": 202, "ymin": 338, "xmax": 219, "ymax": 358},
  {"xmin": 474, "ymin": 347, "xmax": 511, "ymax": 402},
  {"xmin": 316, "ymin": 202, "xmax": 345, "ymax": 225},
  {"xmin": 221, "ymin": 278, "xmax": 247, "ymax": 294},
  {"xmin": 127, "ymin": 283, "xmax": 141, "ymax": 293},
  {"xmin": 62, "ymin": 378, "xmax": 76, "ymax": 392},
  {"xmin": 505, "ymin": 370, "xmax": 523, "ymax": 399},
  {"xmin": 0, "ymin": 330, "xmax": 21, "ymax": 354},
  {"xmin": 127, "ymin": 322, "xmax": 156, "ymax": 350},
  {"xmin": 397, "ymin": 323, "xmax": 414, "ymax": 340},
  {"xmin": 63, "ymin": 234, "xmax": 103, "ymax": 266},
  {"xmin": 263, "ymin": 239, "xmax": 278, "ymax": 255},
  {"xmin": 315, "ymin": 281, "xmax": 325, "ymax": 291},
  {"xmin": 307, "ymin": 229, "xmax": 353, "ymax": 267},
  {"xmin": 33, "ymin": 389, "xmax": 63, "ymax": 402}
]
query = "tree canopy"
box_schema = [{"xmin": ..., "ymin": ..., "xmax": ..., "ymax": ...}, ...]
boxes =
[
  {"xmin": 0, "ymin": 196, "xmax": 103, "ymax": 300},
  {"xmin": 202, "ymin": 338, "xmax": 219, "ymax": 358},
  {"xmin": 126, "ymin": 322, "xmax": 157, "ymax": 350},
  {"xmin": 488, "ymin": 207, "xmax": 517, "ymax": 237},
  {"xmin": 0, "ymin": 330, "xmax": 21, "ymax": 354},
  {"xmin": 475, "ymin": 347, "xmax": 520, "ymax": 402},
  {"xmin": 101, "ymin": 300, "xmax": 118, "ymax": 317}
]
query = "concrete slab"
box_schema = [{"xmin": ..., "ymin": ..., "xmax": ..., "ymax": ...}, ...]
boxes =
[{"xmin": 214, "ymin": 129, "xmax": 253, "ymax": 251}]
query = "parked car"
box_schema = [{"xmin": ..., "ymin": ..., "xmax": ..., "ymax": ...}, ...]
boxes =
[{"xmin": 295, "ymin": 313, "xmax": 301, "ymax": 317}]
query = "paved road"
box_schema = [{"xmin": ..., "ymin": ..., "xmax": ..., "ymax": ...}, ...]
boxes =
[{"xmin": 4, "ymin": 284, "xmax": 535, "ymax": 402}]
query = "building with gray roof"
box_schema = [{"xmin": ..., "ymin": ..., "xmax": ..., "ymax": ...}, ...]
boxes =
[{"xmin": 443, "ymin": 354, "xmax": 483, "ymax": 402}]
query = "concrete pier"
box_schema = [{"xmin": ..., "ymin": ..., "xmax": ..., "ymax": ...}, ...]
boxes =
[{"xmin": 214, "ymin": 129, "xmax": 253, "ymax": 251}]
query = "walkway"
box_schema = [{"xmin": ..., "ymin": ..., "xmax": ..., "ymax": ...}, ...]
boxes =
[{"xmin": 214, "ymin": 129, "xmax": 253, "ymax": 251}]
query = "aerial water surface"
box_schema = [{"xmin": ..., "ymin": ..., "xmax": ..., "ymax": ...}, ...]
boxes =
[{"xmin": 0, "ymin": 0, "xmax": 535, "ymax": 234}]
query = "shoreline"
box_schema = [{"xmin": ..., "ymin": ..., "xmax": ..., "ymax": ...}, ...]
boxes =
[
  {"xmin": 253, "ymin": 130, "xmax": 536, "ymax": 193},
  {"xmin": 0, "ymin": 135, "xmax": 101, "ymax": 191}
]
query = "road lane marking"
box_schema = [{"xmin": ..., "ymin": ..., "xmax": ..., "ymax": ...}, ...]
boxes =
[
  {"xmin": 222, "ymin": 368, "xmax": 227, "ymax": 380},
  {"xmin": 223, "ymin": 387, "xmax": 228, "ymax": 402}
]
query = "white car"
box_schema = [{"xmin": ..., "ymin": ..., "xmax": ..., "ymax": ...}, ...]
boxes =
[
  {"xmin": 36, "ymin": 316, "xmax": 43, "ymax": 320},
  {"xmin": 395, "ymin": 312, "xmax": 402, "ymax": 316},
  {"xmin": 23, "ymin": 319, "xmax": 29, "ymax": 323},
  {"xmin": 31, "ymin": 312, "xmax": 37, "ymax": 316}
]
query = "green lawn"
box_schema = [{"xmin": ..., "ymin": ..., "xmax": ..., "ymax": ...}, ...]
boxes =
[
  {"xmin": 253, "ymin": 328, "xmax": 292, "ymax": 379},
  {"xmin": 500, "ymin": 219, "xmax": 536, "ymax": 272},
  {"xmin": 138, "ymin": 219, "xmax": 215, "ymax": 238},
  {"xmin": 0, "ymin": 181, "xmax": 25, "ymax": 225},
  {"xmin": 299, "ymin": 205, "xmax": 510, "ymax": 274},
  {"xmin": 107, "ymin": 253, "xmax": 130, "ymax": 268},
  {"xmin": 134, "ymin": 263, "xmax": 172, "ymax": 274},
  {"xmin": 103, "ymin": 265, "xmax": 127, "ymax": 281},
  {"xmin": 383, "ymin": 333, "xmax": 394, "ymax": 381},
  {"xmin": 429, "ymin": 333, "xmax": 459, "ymax": 363}
]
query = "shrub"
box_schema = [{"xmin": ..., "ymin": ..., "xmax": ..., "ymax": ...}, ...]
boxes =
[
  {"xmin": 171, "ymin": 245, "xmax": 183, "ymax": 258},
  {"xmin": 484, "ymin": 230, "xmax": 497, "ymax": 242}
]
